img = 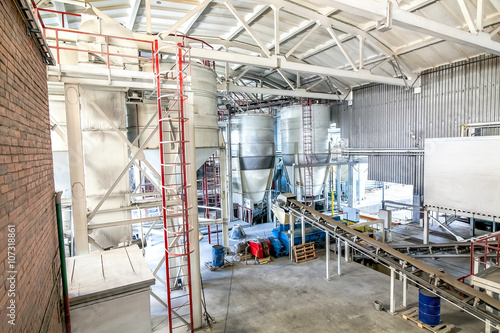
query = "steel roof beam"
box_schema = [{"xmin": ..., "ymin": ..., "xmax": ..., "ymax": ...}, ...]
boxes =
[
  {"xmin": 225, "ymin": 1, "xmax": 271, "ymax": 57},
  {"xmin": 327, "ymin": 0, "xmax": 500, "ymax": 56},
  {"xmin": 158, "ymin": 0, "xmax": 212, "ymax": 38},
  {"xmin": 178, "ymin": 47, "xmax": 406, "ymax": 86},
  {"xmin": 127, "ymin": 0, "xmax": 141, "ymax": 30},
  {"xmin": 219, "ymin": 82, "xmax": 343, "ymax": 100},
  {"xmin": 224, "ymin": 4, "xmax": 269, "ymax": 41}
]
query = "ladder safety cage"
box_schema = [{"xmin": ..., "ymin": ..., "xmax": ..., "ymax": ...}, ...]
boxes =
[
  {"xmin": 154, "ymin": 39, "xmax": 194, "ymax": 333},
  {"xmin": 301, "ymin": 98, "xmax": 314, "ymax": 206}
]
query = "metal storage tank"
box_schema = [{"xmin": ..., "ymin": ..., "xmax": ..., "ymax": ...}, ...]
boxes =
[
  {"xmin": 231, "ymin": 114, "xmax": 275, "ymax": 207},
  {"xmin": 141, "ymin": 61, "xmax": 220, "ymax": 171},
  {"xmin": 281, "ymin": 103, "xmax": 331, "ymax": 200}
]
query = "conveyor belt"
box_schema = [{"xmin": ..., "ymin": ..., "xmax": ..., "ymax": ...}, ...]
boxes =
[{"xmin": 278, "ymin": 195, "xmax": 500, "ymax": 327}]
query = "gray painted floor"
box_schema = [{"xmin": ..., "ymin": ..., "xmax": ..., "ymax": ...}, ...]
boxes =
[{"xmin": 149, "ymin": 222, "xmax": 485, "ymax": 333}]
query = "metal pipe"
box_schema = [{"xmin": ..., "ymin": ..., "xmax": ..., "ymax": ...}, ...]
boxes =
[
  {"xmin": 326, "ymin": 233, "xmax": 330, "ymax": 280},
  {"xmin": 423, "ymin": 209, "xmax": 430, "ymax": 245},
  {"xmin": 64, "ymin": 83, "xmax": 88, "ymax": 255},
  {"xmin": 402, "ymin": 273, "xmax": 408, "ymax": 308},
  {"xmin": 219, "ymin": 131, "xmax": 229, "ymax": 249},
  {"xmin": 344, "ymin": 241, "xmax": 349, "ymax": 262},
  {"xmin": 226, "ymin": 122, "xmax": 234, "ymax": 221},
  {"xmin": 301, "ymin": 215, "xmax": 306, "ymax": 245},
  {"xmin": 390, "ymin": 267, "xmax": 396, "ymax": 314},
  {"xmin": 336, "ymin": 165, "xmax": 341, "ymax": 212},
  {"xmin": 55, "ymin": 192, "xmax": 71, "ymax": 332},
  {"xmin": 337, "ymin": 238, "xmax": 341, "ymax": 276},
  {"xmin": 290, "ymin": 212, "xmax": 295, "ymax": 261},
  {"xmin": 267, "ymin": 190, "xmax": 272, "ymax": 223}
]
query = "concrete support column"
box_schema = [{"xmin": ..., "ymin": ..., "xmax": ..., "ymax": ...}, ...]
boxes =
[
  {"xmin": 470, "ymin": 217, "xmax": 475, "ymax": 237},
  {"xmin": 219, "ymin": 138, "xmax": 229, "ymax": 249},
  {"xmin": 389, "ymin": 267, "xmax": 396, "ymax": 314},
  {"xmin": 187, "ymin": 107, "xmax": 202, "ymax": 329},
  {"xmin": 65, "ymin": 84, "xmax": 88, "ymax": 256},
  {"xmin": 423, "ymin": 208, "xmax": 430, "ymax": 245}
]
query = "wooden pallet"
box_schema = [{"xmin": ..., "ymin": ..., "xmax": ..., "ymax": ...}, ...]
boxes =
[
  {"xmin": 293, "ymin": 242, "xmax": 316, "ymax": 263},
  {"xmin": 401, "ymin": 307, "xmax": 455, "ymax": 333},
  {"xmin": 205, "ymin": 259, "xmax": 234, "ymax": 271}
]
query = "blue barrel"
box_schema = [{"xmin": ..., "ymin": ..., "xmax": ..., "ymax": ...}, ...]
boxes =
[
  {"xmin": 419, "ymin": 289, "xmax": 440, "ymax": 326},
  {"xmin": 212, "ymin": 245, "xmax": 225, "ymax": 267}
]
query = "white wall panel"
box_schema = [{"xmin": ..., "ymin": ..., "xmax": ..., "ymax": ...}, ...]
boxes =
[{"xmin": 424, "ymin": 136, "xmax": 500, "ymax": 219}]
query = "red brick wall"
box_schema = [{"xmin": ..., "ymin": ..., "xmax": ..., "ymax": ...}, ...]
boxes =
[{"xmin": 0, "ymin": 1, "xmax": 63, "ymax": 332}]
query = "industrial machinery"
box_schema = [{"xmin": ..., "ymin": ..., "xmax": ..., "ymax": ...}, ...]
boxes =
[
  {"xmin": 274, "ymin": 193, "xmax": 500, "ymax": 330},
  {"xmin": 231, "ymin": 113, "xmax": 275, "ymax": 224},
  {"xmin": 281, "ymin": 103, "xmax": 331, "ymax": 206}
]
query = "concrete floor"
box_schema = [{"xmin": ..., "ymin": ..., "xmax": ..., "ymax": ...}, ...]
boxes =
[{"xmin": 147, "ymin": 222, "xmax": 485, "ymax": 333}]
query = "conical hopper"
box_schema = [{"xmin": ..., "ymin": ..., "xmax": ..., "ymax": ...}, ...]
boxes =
[{"xmin": 231, "ymin": 114, "xmax": 275, "ymax": 206}]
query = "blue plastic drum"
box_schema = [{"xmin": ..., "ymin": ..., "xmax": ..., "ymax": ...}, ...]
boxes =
[
  {"xmin": 212, "ymin": 245, "xmax": 225, "ymax": 267},
  {"xmin": 419, "ymin": 289, "xmax": 441, "ymax": 326}
]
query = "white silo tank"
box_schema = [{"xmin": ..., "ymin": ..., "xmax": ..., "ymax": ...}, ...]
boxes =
[
  {"xmin": 231, "ymin": 114, "xmax": 275, "ymax": 207},
  {"xmin": 281, "ymin": 103, "xmax": 331, "ymax": 200}
]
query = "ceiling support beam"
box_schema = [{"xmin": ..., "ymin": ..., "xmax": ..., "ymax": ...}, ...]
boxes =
[
  {"xmin": 491, "ymin": 0, "xmax": 500, "ymax": 12},
  {"xmin": 145, "ymin": 0, "xmax": 151, "ymax": 34},
  {"xmin": 225, "ymin": 4, "xmax": 268, "ymax": 40},
  {"xmin": 305, "ymin": 77, "xmax": 326, "ymax": 91},
  {"xmin": 358, "ymin": 36, "xmax": 365, "ymax": 70},
  {"xmin": 234, "ymin": 65, "xmax": 252, "ymax": 82},
  {"xmin": 271, "ymin": 20, "xmax": 316, "ymax": 53},
  {"xmin": 180, "ymin": 3, "xmax": 209, "ymax": 35},
  {"xmin": 285, "ymin": 22, "xmax": 320, "ymax": 58},
  {"xmin": 477, "ymin": 0, "xmax": 484, "ymax": 32},
  {"xmin": 272, "ymin": 5, "xmax": 281, "ymax": 55},
  {"xmin": 54, "ymin": 2, "xmax": 68, "ymax": 28},
  {"xmin": 159, "ymin": 0, "xmax": 212, "ymax": 38},
  {"xmin": 325, "ymin": 27, "xmax": 357, "ymax": 71},
  {"xmin": 277, "ymin": 69, "xmax": 295, "ymax": 90},
  {"xmin": 326, "ymin": 0, "xmax": 500, "ymax": 55},
  {"xmin": 225, "ymin": 1, "xmax": 271, "ymax": 57},
  {"xmin": 127, "ymin": 0, "xmax": 141, "ymax": 30},
  {"xmin": 219, "ymin": 82, "xmax": 342, "ymax": 100},
  {"xmin": 173, "ymin": 47, "xmax": 407, "ymax": 86},
  {"xmin": 457, "ymin": 0, "xmax": 477, "ymax": 33}
]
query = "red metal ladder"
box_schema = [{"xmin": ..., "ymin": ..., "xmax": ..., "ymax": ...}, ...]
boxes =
[
  {"xmin": 154, "ymin": 40, "xmax": 194, "ymax": 333},
  {"xmin": 202, "ymin": 151, "xmax": 221, "ymax": 244},
  {"xmin": 302, "ymin": 98, "xmax": 314, "ymax": 206}
]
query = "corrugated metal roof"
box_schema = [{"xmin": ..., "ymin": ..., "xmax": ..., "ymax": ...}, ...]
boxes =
[{"xmin": 39, "ymin": 0, "xmax": 500, "ymax": 96}]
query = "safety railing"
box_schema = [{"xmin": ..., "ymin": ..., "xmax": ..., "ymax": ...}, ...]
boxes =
[
  {"xmin": 33, "ymin": 6, "xmax": 215, "ymax": 75},
  {"xmin": 470, "ymin": 232, "xmax": 500, "ymax": 276}
]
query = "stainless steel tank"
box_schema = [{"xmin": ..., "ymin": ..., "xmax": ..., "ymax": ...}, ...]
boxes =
[
  {"xmin": 281, "ymin": 104, "xmax": 331, "ymax": 199},
  {"xmin": 231, "ymin": 114, "xmax": 275, "ymax": 206}
]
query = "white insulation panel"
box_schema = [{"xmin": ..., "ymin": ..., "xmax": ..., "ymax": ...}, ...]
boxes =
[{"xmin": 424, "ymin": 136, "xmax": 500, "ymax": 218}]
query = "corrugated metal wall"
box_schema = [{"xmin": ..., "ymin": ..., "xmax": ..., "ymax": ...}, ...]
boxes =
[{"xmin": 334, "ymin": 54, "xmax": 500, "ymax": 195}]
